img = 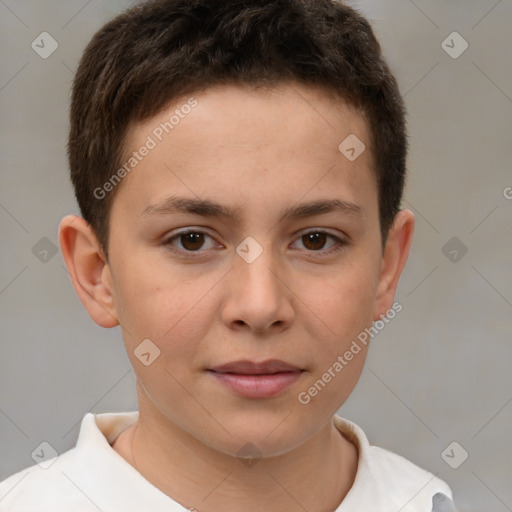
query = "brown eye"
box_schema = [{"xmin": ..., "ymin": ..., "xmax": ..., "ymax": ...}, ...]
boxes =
[
  {"xmin": 179, "ymin": 232, "xmax": 206, "ymax": 251},
  {"xmin": 291, "ymin": 230, "xmax": 347, "ymax": 256},
  {"xmin": 301, "ymin": 232, "xmax": 328, "ymax": 251},
  {"xmin": 164, "ymin": 230, "xmax": 218, "ymax": 254}
]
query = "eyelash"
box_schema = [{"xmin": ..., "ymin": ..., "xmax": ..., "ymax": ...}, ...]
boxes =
[{"xmin": 161, "ymin": 228, "xmax": 348, "ymax": 259}]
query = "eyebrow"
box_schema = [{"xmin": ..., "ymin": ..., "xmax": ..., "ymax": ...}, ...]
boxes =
[{"xmin": 142, "ymin": 196, "xmax": 363, "ymax": 221}]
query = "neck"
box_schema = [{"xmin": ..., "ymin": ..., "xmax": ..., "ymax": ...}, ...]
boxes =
[{"xmin": 113, "ymin": 407, "xmax": 358, "ymax": 512}]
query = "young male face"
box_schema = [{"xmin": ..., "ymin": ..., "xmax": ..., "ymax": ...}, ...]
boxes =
[{"xmin": 60, "ymin": 82, "xmax": 414, "ymax": 459}]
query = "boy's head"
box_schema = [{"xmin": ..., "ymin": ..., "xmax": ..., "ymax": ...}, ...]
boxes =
[
  {"xmin": 67, "ymin": 0, "xmax": 407, "ymax": 258},
  {"xmin": 59, "ymin": 0, "xmax": 414, "ymax": 460}
]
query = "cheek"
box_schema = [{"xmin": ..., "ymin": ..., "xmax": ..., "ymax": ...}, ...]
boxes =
[
  {"xmin": 293, "ymin": 264, "xmax": 376, "ymax": 415},
  {"xmin": 113, "ymin": 265, "xmax": 217, "ymax": 361},
  {"xmin": 304, "ymin": 259, "xmax": 379, "ymax": 339}
]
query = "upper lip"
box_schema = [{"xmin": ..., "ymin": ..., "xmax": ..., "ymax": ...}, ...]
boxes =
[{"xmin": 209, "ymin": 359, "xmax": 302, "ymax": 375}]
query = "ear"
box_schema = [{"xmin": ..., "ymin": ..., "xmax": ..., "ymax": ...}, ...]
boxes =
[
  {"xmin": 58, "ymin": 215, "xmax": 119, "ymax": 328},
  {"xmin": 373, "ymin": 209, "xmax": 415, "ymax": 321}
]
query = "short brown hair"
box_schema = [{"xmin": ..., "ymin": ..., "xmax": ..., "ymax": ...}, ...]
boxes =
[{"xmin": 68, "ymin": 0, "xmax": 407, "ymax": 257}]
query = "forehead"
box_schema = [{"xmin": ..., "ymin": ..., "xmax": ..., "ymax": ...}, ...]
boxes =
[
  {"xmin": 124, "ymin": 81, "xmax": 370, "ymax": 159},
  {"xmin": 114, "ymin": 82, "xmax": 376, "ymax": 221}
]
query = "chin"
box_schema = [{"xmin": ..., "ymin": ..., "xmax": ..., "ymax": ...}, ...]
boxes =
[{"xmin": 198, "ymin": 410, "xmax": 314, "ymax": 459}]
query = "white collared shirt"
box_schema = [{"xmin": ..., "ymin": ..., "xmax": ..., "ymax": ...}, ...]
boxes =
[{"xmin": 0, "ymin": 412, "xmax": 455, "ymax": 511}]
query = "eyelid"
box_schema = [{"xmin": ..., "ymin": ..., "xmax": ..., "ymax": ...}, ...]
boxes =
[
  {"xmin": 162, "ymin": 227, "xmax": 348, "ymax": 257},
  {"xmin": 291, "ymin": 228, "xmax": 348, "ymax": 254},
  {"xmin": 162, "ymin": 227, "xmax": 221, "ymax": 254},
  {"xmin": 296, "ymin": 227, "xmax": 346, "ymax": 239}
]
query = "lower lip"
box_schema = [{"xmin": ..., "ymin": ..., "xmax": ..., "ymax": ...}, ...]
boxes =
[{"xmin": 209, "ymin": 371, "xmax": 303, "ymax": 398}]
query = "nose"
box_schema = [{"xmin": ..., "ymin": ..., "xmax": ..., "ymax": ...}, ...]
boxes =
[{"xmin": 221, "ymin": 239, "xmax": 295, "ymax": 335}]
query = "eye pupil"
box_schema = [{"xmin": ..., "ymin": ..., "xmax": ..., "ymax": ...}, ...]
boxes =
[
  {"xmin": 181, "ymin": 232, "xmax": 204, "ymax": 251},
  {"xmin": 303, "ymin": 232, "xmax": 327, "ymax": 251}
]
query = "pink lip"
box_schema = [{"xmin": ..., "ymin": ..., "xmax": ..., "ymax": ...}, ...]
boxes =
[{"xmin": 208, "ymin": 359, "xmax": 303, "ymax": 398}]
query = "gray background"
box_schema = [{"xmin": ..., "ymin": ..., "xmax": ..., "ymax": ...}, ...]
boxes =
[{"xmin": 0, "ymin": 1, "xmax": 511, "ymax": 510}]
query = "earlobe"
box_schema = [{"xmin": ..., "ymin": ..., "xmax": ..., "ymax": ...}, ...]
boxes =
[
  {"xmin": 58, "ymin": 215, "xmax": 119, "ymax": 328},
  {"xmin": 373, "ymin": 210, "xmax": 415, "ymax": 321}
]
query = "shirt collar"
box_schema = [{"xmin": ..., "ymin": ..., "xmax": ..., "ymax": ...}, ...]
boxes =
[
  {"xmin": 71, "ymin": 411, "xmax": 188, "ymax": 510},
  {"xmin": 71, "ymin": 411, "xmax": 451, "ymax": 511}
]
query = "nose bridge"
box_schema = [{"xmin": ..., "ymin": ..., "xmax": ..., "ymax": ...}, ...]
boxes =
[
  {"xmin": 235, "ymin": 234, "xmax": 282, "ymax": 298},
  {"xmin": 225, "ymin": 234, "xmax": 293, "ymax": 330}
]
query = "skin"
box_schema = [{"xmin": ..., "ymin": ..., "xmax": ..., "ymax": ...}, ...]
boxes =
[{"xmin": 59, "ymin": 82, "xmax": 414, "ymax": 512}]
